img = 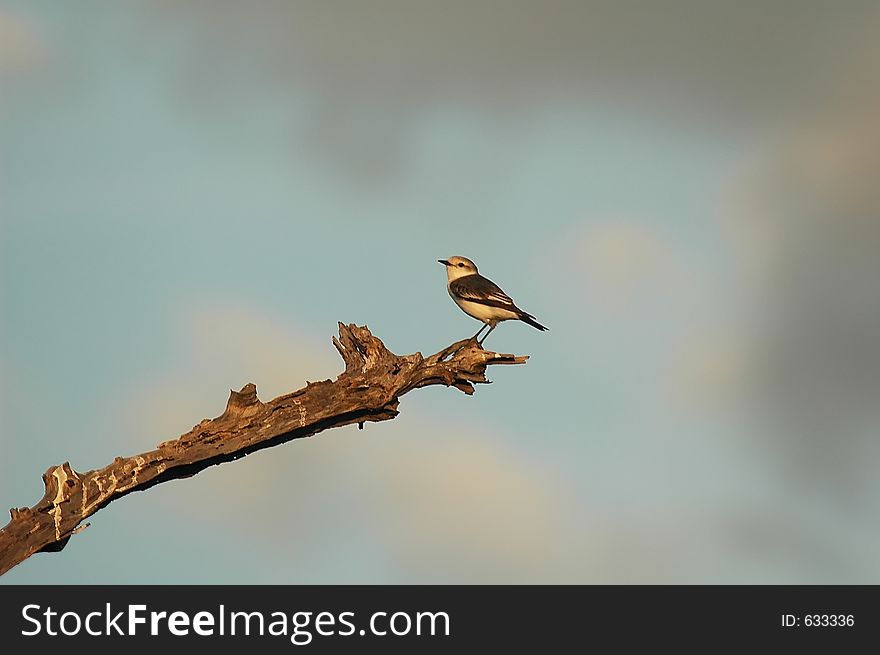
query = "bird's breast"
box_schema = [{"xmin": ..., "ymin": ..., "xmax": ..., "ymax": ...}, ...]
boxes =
[{"xmin": 449, "ymin": 293, "xmax": 519, "ymax": 323}]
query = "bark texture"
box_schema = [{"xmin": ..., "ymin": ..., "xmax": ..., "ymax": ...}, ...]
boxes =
[{"xmin": 0, "ymin": 323, "xmax": 528, "ymax": 576}]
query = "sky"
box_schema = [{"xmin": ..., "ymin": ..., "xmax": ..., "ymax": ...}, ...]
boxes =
[{"xmin": 2, "ymin": 1, "xmax": 880, "ymax": 584}]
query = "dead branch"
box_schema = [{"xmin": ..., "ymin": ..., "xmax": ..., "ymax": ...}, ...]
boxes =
[{"xmin": 0, "ymin": 323, "xmax": 528, "ymax": 576}]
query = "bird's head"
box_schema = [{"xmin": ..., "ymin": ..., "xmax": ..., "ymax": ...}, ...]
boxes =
[{"xmin": 438, "ymin": 255, "xmax": 479, "ymax": 280}]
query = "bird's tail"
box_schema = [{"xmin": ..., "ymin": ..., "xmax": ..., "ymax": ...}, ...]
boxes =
[{"xmin": 519, "ymin": 312, "xmax": 548, "ymax": 331}]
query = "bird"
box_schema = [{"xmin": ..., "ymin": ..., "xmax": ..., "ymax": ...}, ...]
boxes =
[{"xmin": 438, "ymin": 255, "xmax": 548, "ymax": 346}]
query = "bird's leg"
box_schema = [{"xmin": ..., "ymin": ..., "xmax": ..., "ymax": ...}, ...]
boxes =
[
  {"xmin": 471, "ymin": 324, "xmax": 489, "ymax": 342},
  {"xmin": 477, "ymin": 324, "xmax": 496, "ymax": 347}
]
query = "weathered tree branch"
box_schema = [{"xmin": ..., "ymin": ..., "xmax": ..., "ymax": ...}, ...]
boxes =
[{"xmin": 0, "ymin": 323, "xmax": 528, "ymax": 576}]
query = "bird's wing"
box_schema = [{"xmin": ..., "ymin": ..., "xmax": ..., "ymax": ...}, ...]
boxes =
[{"xmin": 450, "ymin": 275, "xmax": 519, "ymax": 310}]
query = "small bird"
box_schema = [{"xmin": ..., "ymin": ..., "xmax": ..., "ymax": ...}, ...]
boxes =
[{"xmin": 438, "ymin": 256, "xmax": 548, "ymax": 346}]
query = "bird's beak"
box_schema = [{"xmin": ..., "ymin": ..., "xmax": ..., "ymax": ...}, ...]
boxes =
[{"xmin": 438, "ymin": 259, "xmax": 450, "ymax": 266}]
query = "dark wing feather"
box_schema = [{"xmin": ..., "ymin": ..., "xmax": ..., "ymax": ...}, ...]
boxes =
[{"xmin": 450, "ymin": 275, "xmax": 519, "ymax": 311}]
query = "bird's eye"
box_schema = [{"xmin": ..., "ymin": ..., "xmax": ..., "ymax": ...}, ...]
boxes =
[{"xmin": 457, "ymin": 263, "xmax": 464, "ymax": 267}]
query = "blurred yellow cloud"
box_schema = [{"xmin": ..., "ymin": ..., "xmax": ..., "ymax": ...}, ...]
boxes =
[
  {"xmin": 121, "ymin": 302, "xmax": 339, "ymax": 444},
  {"xmin": 0, "ymin": 10, "xmax": 44, "ymax": 74},
  {"xmin": 555, "ymin": 220, "xmax": 697, "ymax": 316},
  {"xmin": 542, "ymin": 216, "xmax": 754, "ymax": 418},
  {"xmin": 662, "ymin": 328, "xmax": 748, "ymax": 412},
  {"xmin": 583, "ymin": 222, "xmax": 668, "ymax": 283},
  {"xmin": 367, "ymin": 431, "xmax": 577, "ymax": 580}
]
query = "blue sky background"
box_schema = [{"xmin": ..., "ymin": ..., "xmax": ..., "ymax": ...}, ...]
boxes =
[{"xmin": 3, "ymin": 1, "xmax": 880, "ymax": 583}]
